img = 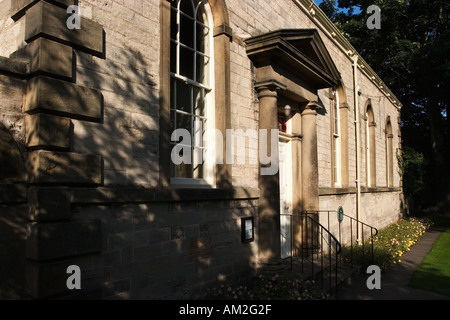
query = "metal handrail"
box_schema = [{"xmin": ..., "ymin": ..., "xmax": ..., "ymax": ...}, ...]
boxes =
[
  {"xmin": 281, "ymin": 213, "xmax": 342, "ymax": 295},
  {"xmin": 340, "ymin": 212, "xmax": 378, "ymax": 266},
  {"xmin": 305, "ymin": 210, "xmax": 379, "ymax": 267}
]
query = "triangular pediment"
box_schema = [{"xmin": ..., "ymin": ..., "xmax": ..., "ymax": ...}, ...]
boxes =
[{"xmin": 245, "ymin": 29, "xmax": 341, "ymax": 89}]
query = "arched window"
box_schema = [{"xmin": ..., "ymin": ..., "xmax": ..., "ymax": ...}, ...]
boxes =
[
  {"xmin": 331, "ymin": 89, "xmax": 341, "ymax": 187},
  {"xmin": 385, "ymin": 117, "xmax": 394, "ymax": 187},
  {"xmin": 169, "ymin": 0, "xmax": 214, "ymax": 184},
  {"xmin": 365, "ymin": 103, "xmax": 376, "ymax": 187}
]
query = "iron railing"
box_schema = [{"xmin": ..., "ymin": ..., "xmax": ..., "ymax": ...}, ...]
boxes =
[
  {"xmin": 281, "ymin": 211, "xmax": 379, "ymax": 296},
  {"xmin": 305, "ymin": 210, "xmax": 379, "ymax": 267},
  {"xmin": 281, "ymin": 213, "xmax": 342, "ymax": 295}
]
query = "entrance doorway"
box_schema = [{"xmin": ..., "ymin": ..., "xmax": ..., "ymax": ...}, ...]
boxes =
[{"xmin": 279, "ymin": 135, "xmax": 293, "ymax": 259}]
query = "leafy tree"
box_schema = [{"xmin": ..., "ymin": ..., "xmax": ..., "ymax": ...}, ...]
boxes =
[
  {"xmin": 397, "ymin": 146, "xmax": 427, "ymax": 214},
  {"xmin": 319, "ymin": 0, "xmax": 450, "ymax": 212},
  {"xmin": 318, "ymin": 0, "xmax": 338, "ymax": 20}
]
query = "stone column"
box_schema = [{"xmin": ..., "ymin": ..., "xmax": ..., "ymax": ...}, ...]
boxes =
[
  {"xmin": 301, "ymin": 101, "xmax": 320, "ymax": 252},
  {"xmin": 255, "ymin": 82, "xmax": 282, "ymax": 267},
  {"xmin": 289, "ymin": 111, "xmax": 303, "ymax": 253},
  {"xmin": 301, "ymin": 102, "xmax": 320, "ymax": 213}
]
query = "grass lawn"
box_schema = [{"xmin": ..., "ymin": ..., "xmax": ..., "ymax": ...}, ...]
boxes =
[{"xmin": 409, "ymin": 226, "xmax": 450, "ymax": 297}]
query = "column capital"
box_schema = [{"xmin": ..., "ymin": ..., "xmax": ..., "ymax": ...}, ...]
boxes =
[
  {"xmin": 254, "ymin": 80, "xmax": 287, "ymax": 98},
  {"xmin": 302, "ymin": 101, "xmax": 321, "ymax": 115}
]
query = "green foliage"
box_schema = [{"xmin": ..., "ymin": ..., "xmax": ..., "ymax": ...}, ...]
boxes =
[
  {"xmin": 409, "ymin": 228, "xmax": 450, "ymax": 297},
  {"xmin": 397, "ymin": 146, "xmax": 427, "ymax": 213},
  {"xmin": 200, "ymin": 217, "xmax": 435, "ymax": 300},
  {"xmin": 320, "ymin": 0, "xmax": 450, "ymax": 209},
  {"xmin": 318, "ymin": 0, "xmax": 338, "ymax": 21},
  {"xmin": 341, "ymin": 217, "xmax": 433, "ymax": 272}
]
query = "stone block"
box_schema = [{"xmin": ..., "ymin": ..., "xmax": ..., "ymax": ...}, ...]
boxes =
[
  {"xmin": 25, "ymin": 113, "xmax": 71, "ymax": 150},
  {"xmin": 187, "ymin": 237, "xmax": 211, "ymax": 262},
  {"xmin": 28, "ymin": 186, "xmax": 71, "ymax": 221},
  {"xmin": 0, "ymin": 122, "xmax": 27, "ymax": 184},
  {"xmin": 12, "ymin": 1, "xmax": 76, "ymax": 21},
  {"xmin": 24, "ymin": 76, "xmax": 102, "ymax": 122},
  {"xmin": 0, "ymin": 56, "xmax": 29, "ymax": 77},
  {"xmin": 11, "ymin": 38, "xmax": 73, "ymax": 79},
  {"xmin": 25, "ymin": 260, "xmax": 72, "ymax": 299},
  {"xmin": 25, "ymin": 258, "xmax": 102, "ymax": 299},
  {"xmin": 24, "ymin": 1, "xmax": 104, "ymax": 56},
  {"xmin": 26, "ymin": 220, "xmax": 101, "ymax": 261},
  {"xmin": 27, "ymin": 150, "xmax": 102, "ymax": 185},
  {"xmin": 0, "ymin": 185, "xmax": 27, "ymax": 204}
]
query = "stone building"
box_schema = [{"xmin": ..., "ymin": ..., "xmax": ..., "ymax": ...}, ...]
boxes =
[{"xmin": 0, "ymin": 0, "xmax": 403, "ymax": 299}]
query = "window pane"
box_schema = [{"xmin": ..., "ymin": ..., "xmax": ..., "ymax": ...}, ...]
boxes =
[
  {"xmin": 333, "ymin": 101, "xmax": 339, "ymax": 135},
  {"xmin": 170, "ymin": 109, "xmax": 175, "ymax": 134},
  {"xmin": 179, "ymin": 46, "xmax": 194, "ymax": 79},
  {"xmin": 179, "ymin": 0, "xmax": 194, "ymax": 18},
  {"xmin": 176, "ymin": 160, "xmax": 193, "ymax": 178},
  {"xmin": 174, "ymin": 79, "xmax": 192, "ymax": 113},
  {"xmin": 174, "ymin": 112, "xmax": 193, "ymax": 177},
  {"xmin": 170, "ymin": 110, "xmax": 192, "ymax": 143},
  {"xmin": 176, "ymin": 112, "xmax": 192, "ymax": 135},
  {"xmin": 180, "ymin": 14, "xmax": 194, "ymax": 48},
  {"xmin": 193, "ymin": 117, "xmax": 206, "ymax": 148}
]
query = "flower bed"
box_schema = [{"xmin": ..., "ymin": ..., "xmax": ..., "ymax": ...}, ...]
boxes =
[
  {"xmin": 199, "ymin": 273, "xmax": 329, "ymax": 300},
  {"xmin": 342, "ymin": 217, "xmax": 433, "ymax": 272},
  {"xmin": 198, "ymin": 217, "xmax": 433, "ymax": 300}
]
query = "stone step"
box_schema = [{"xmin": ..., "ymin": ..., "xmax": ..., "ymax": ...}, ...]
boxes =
[{"xmin": 282, "ymin": 256, "xmax": 361, "ymax": 297}]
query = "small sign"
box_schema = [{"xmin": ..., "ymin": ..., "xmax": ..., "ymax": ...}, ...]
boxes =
[
  {"xmin": 241, "ymin": 217, "xmax": 254, "ymax": 243},
  {"xmin": 338, "ymin": 206, "xmax": 344, "ymax": 223}
]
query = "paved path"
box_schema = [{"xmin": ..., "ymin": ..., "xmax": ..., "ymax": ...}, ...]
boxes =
[{"xmin": 336, "ymin": 228, "xmax": 450, "ymax": 300}]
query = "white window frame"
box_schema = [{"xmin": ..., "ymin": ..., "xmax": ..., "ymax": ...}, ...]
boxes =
[
  {"xmin": 365, "ymin": 109, "xmax": 371, "ymax": 187},
  {"xmin": 169, "ymin": 0, "xmax": 215, "ymax": 187},
  {"xmin": 386, "ymin": 119, "xmax": 393, "ymax": 187},
  {"xmin": 332, "ymin": 91, "xmax": 341, "ymax": 187}
]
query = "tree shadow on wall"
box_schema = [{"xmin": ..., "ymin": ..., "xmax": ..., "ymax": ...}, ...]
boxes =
[
  {"xmin": 0, "ymin": 122, "xmax": 28, "ymax": 299},
  {"xmin": 0, "ymin": 27, "xmax": 263, "ymax": 299},
  {"xmin": 68, "ymin": 43, "xmax": 262, "ymax": 299},
  {"xmin": 68, "ymin": 45, "xmax": 159, "ymax": 188}
]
